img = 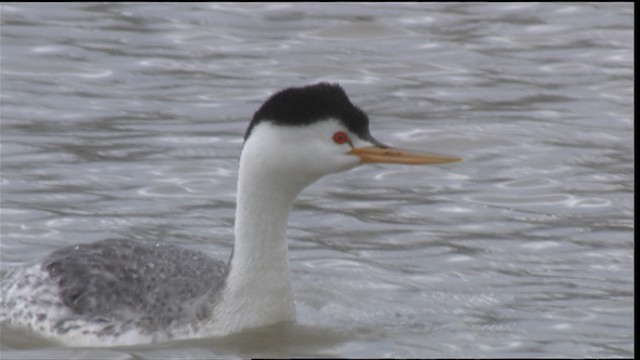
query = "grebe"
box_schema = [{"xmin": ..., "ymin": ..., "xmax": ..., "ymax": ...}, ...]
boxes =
[{"xmin": 1, "ymin": 83, "xmax": 460, "ymax": 346}]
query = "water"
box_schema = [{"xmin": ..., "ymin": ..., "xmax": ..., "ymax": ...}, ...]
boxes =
[{"xmin": 0, "ymin": 2, "xmax": 633, "ymax": 358}]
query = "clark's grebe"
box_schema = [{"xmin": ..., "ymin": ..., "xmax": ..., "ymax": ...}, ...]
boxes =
[{"xmin": 0, "ymin": 83, "xmax": 460, "ymax": 346}]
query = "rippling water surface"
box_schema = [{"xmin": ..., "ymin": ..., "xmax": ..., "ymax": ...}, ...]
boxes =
[{"xmin": 0, "ymin": 3, "xmax": 634, "ymax": 358}]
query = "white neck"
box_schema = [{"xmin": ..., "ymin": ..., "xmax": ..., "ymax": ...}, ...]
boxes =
[
  {"xmin": 209, "ymin": 126, "xmax": 316, "ymax": 335},
  {"xmin": 206, "ymin": 121, "xmax": 361, "ymax": 335}
]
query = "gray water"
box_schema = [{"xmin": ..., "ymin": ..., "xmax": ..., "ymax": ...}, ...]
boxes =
[{"xmin": 0, "ymin": 2, "xmax": 633, "ymax": 358}]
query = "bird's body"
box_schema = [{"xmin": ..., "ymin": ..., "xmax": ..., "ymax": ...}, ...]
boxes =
[{"xmin": 0, "ymin": 83, "xmax": 460, "ymax": 346}]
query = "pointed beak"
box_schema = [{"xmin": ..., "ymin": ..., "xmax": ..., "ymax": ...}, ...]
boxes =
[{"xmin": 349, "ymin": 145, "xmax": 461, "ymax": 165}]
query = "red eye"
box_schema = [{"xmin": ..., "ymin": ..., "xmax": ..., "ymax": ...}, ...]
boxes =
[{"xmin": 332, "ymin": 131, "xmax": 350, "ymax": 145}]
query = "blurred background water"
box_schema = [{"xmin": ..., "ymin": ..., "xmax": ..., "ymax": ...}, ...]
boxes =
[{"xmin": 0, "ymin": 2, "xmax": 634, "ymax": 358}]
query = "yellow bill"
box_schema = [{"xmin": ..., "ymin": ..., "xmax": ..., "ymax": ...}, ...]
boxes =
[{"xmin": 349, "ymin": 146, "xmax": 462, "ymax": 165}]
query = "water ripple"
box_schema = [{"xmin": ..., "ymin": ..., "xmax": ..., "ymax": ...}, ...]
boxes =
[{"xmin": 0, "ymin": 2, "xmax": 632, "ymax": 358}]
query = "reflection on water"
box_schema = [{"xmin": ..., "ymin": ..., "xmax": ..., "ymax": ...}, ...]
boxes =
[{"xmin": 0, "ymin": 2, "xmax": 633, "ymax": 358}]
